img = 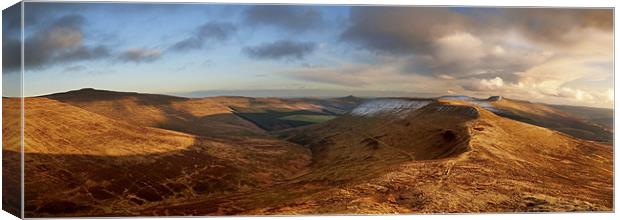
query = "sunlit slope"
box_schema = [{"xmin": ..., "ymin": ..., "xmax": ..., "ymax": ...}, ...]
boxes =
[
  {"xmin": 266, "ymin": 101, "xmax": 612, "ymax": 213},
  {"xmin": 17, "ymin": 97, "xmax": 311, "ymax": 217},
  {"xmin": 490, "ymin": 98, "xmax": 612, "ymax": 142},
  {"xmin": 149, "ymin": 100, "xmax": 612, "ymax": 214},
  {"xmin": 44, "ymin": 88, "xmax": 265, "ymax": 138},
  {"xmin": 546, "ymin": 104, "xmax": 613, "ymax": 131},
  {"xmin": 14, "ymin": 91, "xmax": 613, "ymax": 216},
  {"xmin": 2, "ymin": 98, "xmax": 21, "ymax": 151},
  {"xmin": 22, "ymin": 97, "xmax": 196, "ymax": 155},
  {"xmin": 278, "ymin": 101, "xmax": 476, "ymax": 183},
  {"xmin": 43, "ymin": 88, "xmax": 363, "ymax": 137}
]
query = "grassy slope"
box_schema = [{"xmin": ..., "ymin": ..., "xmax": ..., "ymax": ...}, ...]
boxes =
[
  {"xmin": 7, "ymin": 89, "xmax": 613, "ymax": 216},
  {"xmin": 233, "ymin": 108, "xmax": 336, "ymax": 131},
  {"xmin": 280, "ymin": 115, "xmax": 337, "ymax": 123},
  {"xmin": 142, "ymin": 101, "xmax": 612, "ymax": 214},
  {"xmin": 2, "ymin": 98, "xmax": 22, "ymax": 216},
  {"xmin": 490, "ymin": 99, "xmax": 613, "ymax": 142},
  {"xmin": 546, "ymin": 104, "xmax": 613, "ymax": 130},
  {"xmin": 10, "ymin": 97, "xmax": 311, "ymax": 217}
]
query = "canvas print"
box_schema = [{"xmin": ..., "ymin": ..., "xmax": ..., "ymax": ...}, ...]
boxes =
[{"xmin": 1, "ymin": 2, "xmax": 614, "ymax": 217}]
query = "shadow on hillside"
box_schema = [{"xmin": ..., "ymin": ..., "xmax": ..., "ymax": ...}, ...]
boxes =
[
  {"xmin": 232, "ymin": 109, "xmax": 336, "ymax": 131},
  {"xmin": 45, "ymin": 92, "xmax": 266, "ymax": 138},
  {"xmin": 494, "ymin": 111, "xmax": 613, "ymax": 142},
  {"xmin": 2, "ymin": 149, "xmax": 21, "ymax": 217},
  {"xmin": 46, "ymin": 92, "xmax": 339, "ymax": 138},
  {"xmin": 153, "ymin": 112, "xmax": 267, "ymax": 138},
  {"xmin": 8, "ymin": 137, "xmax": 256, "ymax": 217}
]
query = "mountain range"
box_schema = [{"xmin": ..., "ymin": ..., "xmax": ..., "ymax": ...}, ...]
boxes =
[{"xmin": 1, "ymin": 88, "xmax": 613, "ymax": 216}]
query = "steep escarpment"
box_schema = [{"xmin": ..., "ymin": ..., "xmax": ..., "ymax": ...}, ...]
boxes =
[
  {"xmin": 162, "ymin": 100, "xmax": 611, "ymax": 215},
  {"xmin": 277, "ymin": 102, "xmax": 477, "ymax": 184}
]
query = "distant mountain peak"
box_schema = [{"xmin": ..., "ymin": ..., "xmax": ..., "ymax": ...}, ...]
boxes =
[
  {"xmin": 488, "ymin": 96, "xmax": 503, "ymax": 101},
  {"xmin": 335, "ymin": 95, "xmax": 361, "ymax": 101}
]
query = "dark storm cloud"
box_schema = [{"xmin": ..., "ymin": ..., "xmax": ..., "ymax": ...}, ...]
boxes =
[
  {"xmin": 118, "ymin": 48, "xmax": 162, "ymax": 63},
  {"xmin": 243, "ymin": 40, "xmax": 317, "ymax": 60},
  {"xmin": 3, "ymin": 14, "xmax": 111, "ymax": 71},
  {"xmin": 170, "ymin": 22, "xmax": 237, "ymax": 51},
  {"xmin": 243, "ymin": 5, "xmax": 324, "ymax": 32}
]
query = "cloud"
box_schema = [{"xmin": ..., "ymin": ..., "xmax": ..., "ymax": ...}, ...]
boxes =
[
  {"xmin": 433, "ymin": 32, "xmax": 484, "ymax": 66},
  {"xmin": 498, "ymin": 8, "xmax": 612, "ymax": 45},
  {"xmin": 341, "ymin": 7, "xmax": 469, "ymax": 55},
  {"xmin": 279, "ymin": 60, "xmax": 454, "ymax": 93},
  {"xmin": 170, "ymin": 21, "xmax": 237, "ymax": 51},
  {"xmin": 340, "ymin": 7, "xmax": 613, "ymax": 54},
  {"xmin": 341, "ymin": 8, "xmax": 534, "ymax": 80},
  {"xmin": 118, "ymin": 48, "xmax": 162, "ymax": 63},
  {"xmin": 2, "ymin": 36, "xmax": 21, "ymax": 73},
  {"xmin": 243, "ymin": 5, "xmax": 324, "ymax": 32},
  {"xmin": 285, "ymin": 68, "xmax": 369, "ymax": 87},
  {"xmin": 456, "ymin": 74, "xmax": 613, "ymax": 108},
  {"xmin": 554, "ymin": 87, "xmax": 612, "ymax": 106},
  {"xmin": 462, "ymin": 77, "xmax": 504, "ymax": 91},
  {"xmin": 337, "ymin": 7, "xmax": 612, "ymax": 107},
  {"xmin": 62, "ymin": 65, "xmax": 87, "ymax": 72},
  {"xmin": 556, "ymin": 87, "xmax": 594, "ymax": 101},
  {"xmin": 4, "ymin": 3, "xmax": 85, "ymax": 35},
  {"xmin": 399, "ymin": 34, "xmax": 550, "ymax": 83},
  {"xmin": 340, "ymin": 7, "xmax": 612, "ymax": 69},
  {"xmin": 243, "ymin": 40, "xmax": 316, "ymax": 60},
  {"xmin": 2, "ymin": 2, "xmax": 21, "ymax": 34},
  {"xmin": 2, "ymin": 14, "xmax": 111, "ymax": 71}
]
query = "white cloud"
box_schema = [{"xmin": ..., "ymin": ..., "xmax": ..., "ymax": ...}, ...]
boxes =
[
  {"xmin": 462, "ymin": 77, "xmax": 504, "ymax": 91},
  {"xmin": 434, "ymin": 32, "xmax": 485, "ymax": 66},
  {"xmin": 285, "ymin": 12, "xmax": 613, "ymax": 108},
  {"xmin": 481, "ymin": 77, "xmax": 504, "ymax": 88},
  {"xmin": 490, "ymin": 45, "xmax": 506, "ymax": 56},
  {"xmin": 557, "ymin": 87, "xmax": 593, "ymax": 101}
]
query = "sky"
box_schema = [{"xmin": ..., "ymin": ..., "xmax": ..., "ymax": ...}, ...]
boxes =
[{"xmin": 1, "ymin": 3, "xmax": 614, "ymax": 108}]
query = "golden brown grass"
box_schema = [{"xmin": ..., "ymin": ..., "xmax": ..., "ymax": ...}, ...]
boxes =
[{"xmin": 2, "ymin": 90, "xmax": 613, "ymax": 216}]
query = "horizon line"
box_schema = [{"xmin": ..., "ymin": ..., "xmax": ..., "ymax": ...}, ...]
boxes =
[{"xmin": 3, "ymin": 87, "xmax": 613, "ymax": 110}]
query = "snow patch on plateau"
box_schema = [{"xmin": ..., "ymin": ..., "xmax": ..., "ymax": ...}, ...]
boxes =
[
  {"xmin": 439, "ymin": 95, "xmax": 474, "ymax": 101},
  {"xmin": 351, "ymin": 96, "xmax": 504, "ymax": 117},
  {"xmin": 351, "ymin": 99, "xmax": 431, "ymax": 117},
  {"xmin": 440, "ymin": 95, "xmax": 502, "ymax": 113}
]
